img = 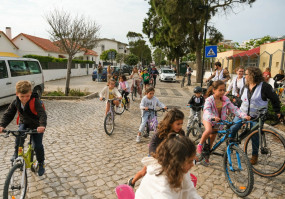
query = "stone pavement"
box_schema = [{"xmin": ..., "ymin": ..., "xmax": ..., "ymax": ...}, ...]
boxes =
[{"xmin": 0, "ymin": 75, "xmax": 284, "ymax": 198}]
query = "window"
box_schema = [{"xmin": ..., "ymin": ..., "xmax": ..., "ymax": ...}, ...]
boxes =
[
  {"xmin": 8, "ymin": 60, "xmax": 29, "ymax": 77},
  {"xmin": 26, "ymin": 61, "xmax": 41, "ymax": 74},
  {"xmin": 0, "ymin": 60, "xmax": 8, "ymax": 79},
  {"xmin": 101, "ymin": 45, "xmax": 105, "ymax": 52},
  {"xmin": 276, "ymin": 62, "xmax": 279, "ymax": 68}
]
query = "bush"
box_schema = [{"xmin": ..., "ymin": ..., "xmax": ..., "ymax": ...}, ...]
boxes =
[{"xmin": 43, "ymin": 88, "xmax": 91, "ymax": 97}]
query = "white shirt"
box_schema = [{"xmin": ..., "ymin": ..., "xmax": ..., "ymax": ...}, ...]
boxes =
[{"xmin": 227, "ymin": 76, "xmax": 245, "ymax": 96}]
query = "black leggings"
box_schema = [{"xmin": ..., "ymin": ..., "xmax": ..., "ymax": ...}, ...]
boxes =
[{"xmin": 121, "ymin": 90, "xmax": 129, "ymax": 103}]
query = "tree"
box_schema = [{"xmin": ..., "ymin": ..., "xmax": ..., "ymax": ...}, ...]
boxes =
[
  {"xmin": 46, "ymin": 9, "xmax": 100, "ymax": 95},
  {"xmin": 125, "ymin": 54, "xmax": 139, "ymax": 66},
  {"xmin": 116, "ymin": 53, "xmax": 125, "ymax": 71},
  {"xmin": 244, "ymin": 35, "xmax": 277, "ymax": 50},
  {"xmin": 100, "ymin": 49, "xmax": 117, "ymax": 61},
  {"xmin": 153, "ymin": 48, "xmax": 166, "ymax": 66},
  {"xmin": 144, "ymin": 0, "xmax": 255, "ymax": 82},
  {"xmin": 126, "ymin": 31, "xmax": 152, "ymax": 65}
]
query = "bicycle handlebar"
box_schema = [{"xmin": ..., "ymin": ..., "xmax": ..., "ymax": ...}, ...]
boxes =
[
  {"xmin": 186, "ymin": 105, "xmax": 203, "ymax": 108},
  {"xmin": 143, "ymin": 108, "xmax": 167, "ymax": 112},
  {"xmin": 1, "ymin": 129, "xmax": 38, "ymax": 138}
]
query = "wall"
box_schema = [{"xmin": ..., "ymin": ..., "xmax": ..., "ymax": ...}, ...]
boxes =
[
  {"xmin": 0, "ymin": 32, "xmax": 19, "ymax": 55},
  {"xmin": 43, "ymin": 65, "xmax": 94, "ymax": 81},
  {"xmin": 259, "ymin": 40, "xmax": 284, "ymax": 77},
  {"xmin": 216, "ymin": 50, "xmax": 245, "ymax": 73}
]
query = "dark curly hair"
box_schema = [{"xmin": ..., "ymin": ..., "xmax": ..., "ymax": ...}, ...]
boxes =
[
  {"xmin": 157, "ymin": 108, "xmax": 184, "ymax": 139},
  {"xmin": 154, "ymin": 133, "xmax": 196, "ymax": 190},
  {"xmin": 120, "ymin": 75, "xmax": 127, "ymax": 81},
  {"xmin": 246, "ymin": 66, "xmax": 264, "ymax": 85}
]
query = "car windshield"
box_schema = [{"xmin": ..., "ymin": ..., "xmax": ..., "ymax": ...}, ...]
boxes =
[{"xmin": 162, "ymin": 70, "xmax": 174, "ymax": 74}]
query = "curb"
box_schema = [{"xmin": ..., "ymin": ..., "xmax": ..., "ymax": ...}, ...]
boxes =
[{"xmin": 41, "ymin": 92, "xmax": 99, "ymax": 100}]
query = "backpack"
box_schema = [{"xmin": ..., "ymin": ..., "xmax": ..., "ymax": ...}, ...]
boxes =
[{"xmin": 16, "ymin": 98, "xmax": 45, "ymax": 125}]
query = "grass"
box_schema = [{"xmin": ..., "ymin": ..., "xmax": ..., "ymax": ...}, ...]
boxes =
[{"xmin": 43, "ymin": 88, "xmax": 91, "ymax": 97}]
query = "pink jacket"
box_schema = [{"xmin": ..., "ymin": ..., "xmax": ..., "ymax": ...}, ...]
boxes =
[{"xmin": 203, "ymin": 95, "xmax": 246, "ymax": 129}]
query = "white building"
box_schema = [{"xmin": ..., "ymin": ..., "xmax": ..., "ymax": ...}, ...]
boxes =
[
  {"xmin": 0, "ymin": 28, "xmax": 19, "ymax": 57},
  {"xmin": 93, "ymin": 38, "xmax": 129, "ymax": 65}
]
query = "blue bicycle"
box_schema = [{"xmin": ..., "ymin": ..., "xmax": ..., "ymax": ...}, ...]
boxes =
[{"xmin": 199, "ymin": 119, "xmax": 254, "ymax": 197}]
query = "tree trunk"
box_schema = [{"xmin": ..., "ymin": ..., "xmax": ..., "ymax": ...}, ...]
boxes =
[
  {"xmin": 176, "ymin": 56, "xmax": 180, "ymax": 77},
  {"xmin": 195, "ymin": 49, "xmax": 203, "ymax": 83},
  {"xmin": 65, "ymin": 57, "xmax": 72, "ymax": 96}
]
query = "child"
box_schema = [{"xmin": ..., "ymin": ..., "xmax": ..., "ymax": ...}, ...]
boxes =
[
  {"xmin": 0, "ymin": 80, "xmax": 47, "ymax": 176},
  {"xmin": 99, "ymin": 79, "xmax": 122, "ymax": 115},
  {"xmin": 135, "ymin": 133, "xmax": 201, "ymax": 199},
  {"xmin": 141, "ymin": 68, "xmax": 150, "ymax": 91},
  {"xmin": 197, "ymin": 80, "xmax": 250, "ymax": 164},
  {"xmin": 118, "ymin": 75, "xmax": 130, "ymax": 105},
  {"xmin": 137, "ymin": 87, "xmax": 167, "ymax": 143},
  {"xmin": 128, "ymin": 108, "xmax": 184, "ymax": 187},
  {"xmin": 187, "ymin": 86, "xmax": 205, "ymax": 131},
  {"xmin": 130, "ymin": 67, "xmax": 142, "ymax": 98}
]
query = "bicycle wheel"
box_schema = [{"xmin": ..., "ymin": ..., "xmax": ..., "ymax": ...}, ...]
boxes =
[
  {"xmin": 104, "ymin": 113, "xmax": 114, "ymax": 135},
  {"xmin": 114, "ymin": 101, "xmax": 125, "ymax": 115},
  {"xmin": 181, "ymin": 78, "xmax": 184, "ymax": 88},
  {"xmin": 3, "ymin": 162, "xmax": 27, "ymax": 199},
  {"xmin": 132, "ymin": 87, "xmax": 137, "ymax": 101},
  {"xmin": 223, "ymin": 145, "xmax": 254, "ymax": 197},
  {"xmin": 187, "ymin": 123, "xmax": 202, "ymax": 144},
  {"xmin": 244, "ymin": 128, "xmax": 285, "ymax": 177}
]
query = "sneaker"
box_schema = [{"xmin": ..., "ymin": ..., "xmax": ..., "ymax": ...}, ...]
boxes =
[
  {"xmin": 10, "ymin": 152, "xmax": 18, "ymax": 162},
  {"xmin": 250, "ymin": 155, "xmax": 258, "ymax": 165},
  {"xmin": 38, "ymin": 162, "xmax": 45, "ymax": 176},
  {"xmin": 127, "ymin": 178, "xmax": 135, "ymax": 188},
  {"xmin": 201, "ymin": 159, "xmax": 210, "ymax": 167},
  {"xmin": 136, "ymin": 135, "xmax": 141, "ymax": 143}
]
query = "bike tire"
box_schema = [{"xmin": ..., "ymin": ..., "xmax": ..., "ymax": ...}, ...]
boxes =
[
  {"xmin": 104, "ymin": 113, "xmax": 114, "ymax": 135},
  {"xmin": 114, "ymin": 101, "xmax": 125, "ymax": 115},
  {"xmin": 187, "ymin": 125, "xmax": 202, "ymax": 144},
  {"xmin": 223, "ymin": 145, "xmax": 254, "ymax": 197},
  {"xmin": 243, "ymin": 128, "xmax": 285, "ymax": 177},
  {"xmin": 132, "ymin": 87, "xmax": 137, "ymax": 101},
  {"xmin": 3, "ymin": 163, "xmax": 27, "ymax": 199}
]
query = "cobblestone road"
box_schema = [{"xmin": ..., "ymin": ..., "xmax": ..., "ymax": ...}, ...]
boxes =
[{"xmin": 0, "ymin": 76, "xmax": 284, "ymax": 198}]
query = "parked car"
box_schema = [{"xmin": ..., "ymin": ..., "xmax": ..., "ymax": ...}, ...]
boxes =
[
  {"xmin": 159, "ymin": 68, "xmax": 176, "ymax": 82},
  {"xmin": 121, "ymin": 65, "xmax": 132, "ymax": 75},
  {"xmin": 92, "ymin": 66, "xmax": 107, "ymax": 81},
  {"xmin": 0, "ymin": 57, "xmax": 44, "ymax": 106}
]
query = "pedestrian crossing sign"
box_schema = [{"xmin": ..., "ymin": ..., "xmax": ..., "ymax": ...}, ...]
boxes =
[{"xmin": 205, "ymin": 46, "xmax": 217, "ymax": 58}]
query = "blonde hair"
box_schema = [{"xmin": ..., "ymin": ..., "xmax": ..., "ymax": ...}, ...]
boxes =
[{"xmin": 16, "ymin": 80, "xmax": 32, "ymax": 94}]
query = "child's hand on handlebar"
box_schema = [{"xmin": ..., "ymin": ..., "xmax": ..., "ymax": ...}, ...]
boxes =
[
  {"xmin": 37, "ymin": 126, "xmax": 45, "ymax": 133},
  {"xmin": 100, "ymin": 97, "xmax": 103, "ymax": 101},
  {"xmin": 164, "ymin": 107, "xmax": 167, "ymax": 110},
  {"xmin": 0, "ymin": 127, "xmax": 4, "ymax": 133},
  {"xmin": 244, "ymin": 116, "xmax": 251, "ymax": 121},
  {"xmin": 213, "ymin": 117, "xmax": 220, "ymax": 122},
  {"xmin": 145, "ymin": 107, "xmax": 149, "ymax": 111}
]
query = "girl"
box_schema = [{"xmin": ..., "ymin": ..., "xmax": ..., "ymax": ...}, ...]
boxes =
[
  {"xmin": 197, "ymin": 80, "xmax": 250, "ymax": 164},
  {"xmin": 99, "ymin": 79, "xmax": 122, "ymax": 115},
  {"xmin": 118, "ymin": 75, "xmax": 130, "ymax": 105},
  {"xmin": 135, "ymin": 134, "xmax": 201, "ymax": 199},
  {"xmin": 130, "ymin": 67, "xmax": 142, "ymax": 98},
  {"xmin": 128, "ymin": 109, "xmax": 184, "ymax": 187},
  {"xmin": 137, "ymin": 87, "xmax": 167, "ymax": 143}
]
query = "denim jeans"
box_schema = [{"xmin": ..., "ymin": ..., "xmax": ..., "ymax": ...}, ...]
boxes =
[
  {"xmin": 97, "ymin": 73, "xmax": 102, "ymax": 82},
  {"xmin": 230, "ymin": 116, "xmax": 259, "ymax": 155},
  {"xmin": 139, "ymin": 111, "xmax": 155, "ymax": 133},
  {"xmin": 15, "ymin": 124, "xmax": 45, "ymax": 163}
]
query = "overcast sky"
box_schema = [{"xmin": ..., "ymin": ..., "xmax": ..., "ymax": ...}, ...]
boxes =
[{"xmin": 0, "ymin": 0, "xmax": 284, "ymax": 45}]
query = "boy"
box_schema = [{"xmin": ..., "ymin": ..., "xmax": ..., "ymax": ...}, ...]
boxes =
[
  {"xmin": 141, "ymin": 68, "xmax": 150, "ymax": 91},
  {"xmin": 187, "ymin": 86, "xmax": 205, "ymax": 131},
  {"xmin": 0, "ymin": 80, "xmax": 47, "ymax": 176}
]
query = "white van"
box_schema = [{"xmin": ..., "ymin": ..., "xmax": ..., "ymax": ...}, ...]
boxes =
[{"xmin": 0, "ymin": 57, "xmax": 44, "ymax": 106}]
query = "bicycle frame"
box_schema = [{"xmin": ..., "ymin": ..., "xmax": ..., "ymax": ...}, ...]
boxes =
[{"xmin": 17, "ymin": 139, "xmax": 35, "ymax": 169}]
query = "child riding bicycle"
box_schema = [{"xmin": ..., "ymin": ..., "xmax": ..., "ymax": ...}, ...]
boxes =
[
  {"xmin": 137, "ymin": 87, "xmax": 167, "ymax": 143},
  {"xmin": 118, "ymin": 75, "xmax": 130, "ymax": 105},
  {"xmin": 187, "ymin": 86, "xmax": 205, "ymax": 132},
  {"xmin": 99, "ymin": 79, "xmax": 122, "ymax": 115},
  {"xmin": 0, "ymin": 80, "xmax": 47, "ymax": 176},
  {"xmin": 197, "ymin": 80, "xmax": 250, "ymax": 165}
]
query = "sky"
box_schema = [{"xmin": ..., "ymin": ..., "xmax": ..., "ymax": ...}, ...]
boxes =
[{"xmin": 0, "ymin": 0, "xmax": 284, "ymax": 46}]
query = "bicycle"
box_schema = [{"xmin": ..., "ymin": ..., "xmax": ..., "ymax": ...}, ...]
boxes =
[
  {"xmin": 238, "ymin": 109, "xmax": 285, "ymax": 177},
  {"xmin": 141, "ymin": 108, "xmax": 166, "ymax": 138},
  {"xmin": 131, "ymin": 79, "xmax": 138, "ymax": 101},
  {"xmin": 103, "ymin": 98, "xmax": 120, "ymax": 135},
  {"xmin": 186, "ymin": 105, "xmax": 203, "ymax": 141},
  {"xmin": 1, "ymin": 129, "xmax": 39, "ymax": 199},
  {"xmin": 116, "ymin": 90, "xmax": 130, "ymax": 114},
  {"xmin": 198, "ymin": 119, "xmax": 254, "ymax": 197}
]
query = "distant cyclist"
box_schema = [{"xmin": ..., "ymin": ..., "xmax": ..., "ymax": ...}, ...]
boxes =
[
  {"xmin": 130, "ymin": 67, "xmax": 142, "ymax": 98},
  {"xmin": 150, "ymin": 66, "xmax": 159, "ymax": 88},
  {"xmin": 205, "ymin": 61, "xmax": 230, "ymax": 87}
]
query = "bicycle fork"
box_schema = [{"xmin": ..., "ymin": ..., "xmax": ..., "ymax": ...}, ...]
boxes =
[{"xmin": 227, "ymin": 143, "xmax": 242, "ymax": 171}]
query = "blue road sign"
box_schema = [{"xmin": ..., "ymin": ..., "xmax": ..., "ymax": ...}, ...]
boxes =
[{"xmin": 205, "ymin": 45, "xmax": 217, "ymax": 58}]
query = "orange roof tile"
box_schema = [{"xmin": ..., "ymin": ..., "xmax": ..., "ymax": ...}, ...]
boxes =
[
  {"xmin": 0, "ymin": 31, "xmax": 19, "ymax": 49},
  {"xmin": 13, "ymin": 33, "xmax": 64, "ymax": 53},
  {"xmin": 84, "ymin": 49, "xmax": 98, "ymax": 56}
]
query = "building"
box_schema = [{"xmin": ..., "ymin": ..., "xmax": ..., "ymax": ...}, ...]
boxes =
[
  {"xmin": 0, "ymin": 28, "xmax": 19, "ymax": 57},
  {"xmin": 93, "ymin": 38, "xmax": 129, "ymax": 65}
]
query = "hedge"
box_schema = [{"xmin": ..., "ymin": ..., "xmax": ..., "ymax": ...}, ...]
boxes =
[{"xmin": 23, "ymin": 55, "xmax": 94, "ymax": 64}]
